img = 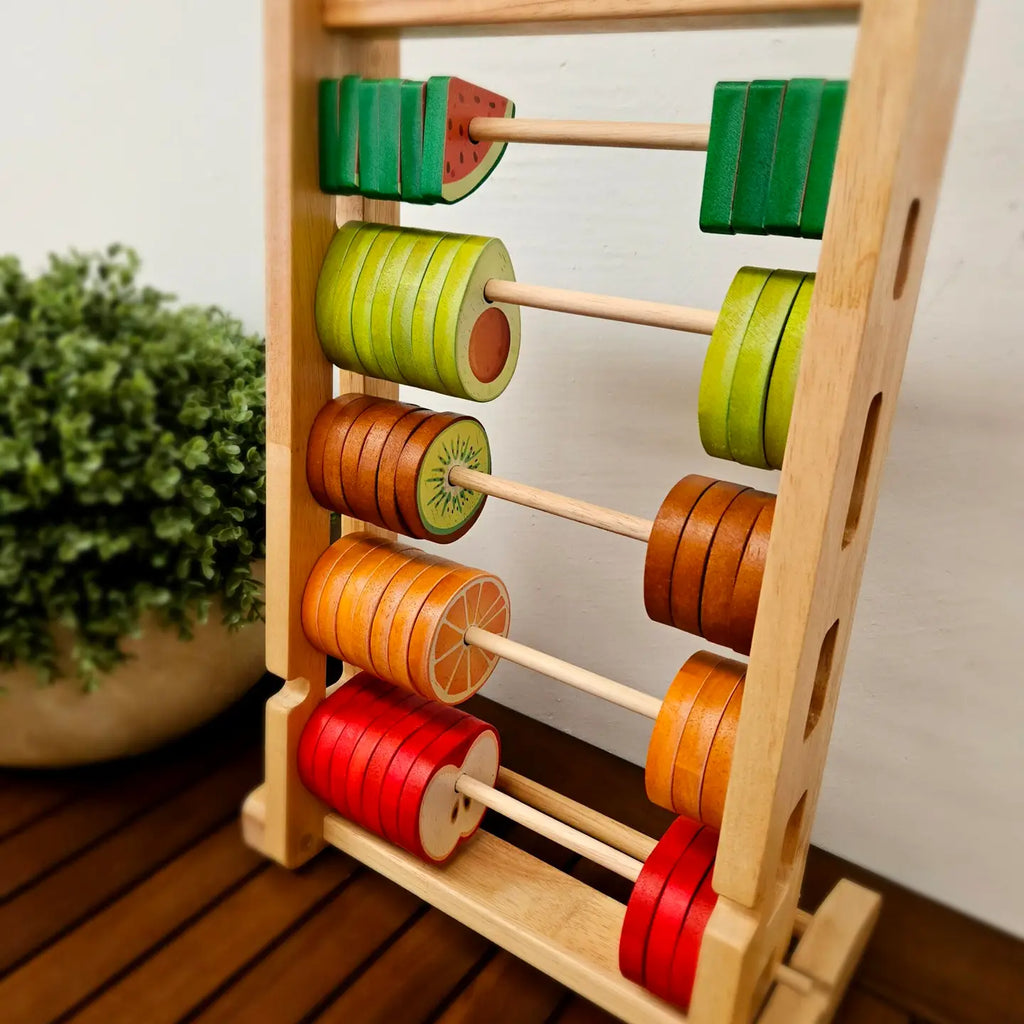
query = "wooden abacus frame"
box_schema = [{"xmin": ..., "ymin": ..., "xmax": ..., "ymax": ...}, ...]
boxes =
[{"xmin": 242, "ymin": 2, "xmax": 976, "ymax": 1022}]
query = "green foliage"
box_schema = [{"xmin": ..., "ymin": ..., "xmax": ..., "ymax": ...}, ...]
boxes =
[{"xmin": 0, "ymin": 246, "xmax": 265, "ymax": 688}]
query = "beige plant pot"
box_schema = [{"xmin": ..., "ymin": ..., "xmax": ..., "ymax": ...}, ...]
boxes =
[{"xmin": 0, "ymin": 582, "xmax": 266, "ymax": 768}]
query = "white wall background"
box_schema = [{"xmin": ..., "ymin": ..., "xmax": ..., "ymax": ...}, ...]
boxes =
[{"xmin": 1, "ymin": 2, "xmax": 1021, "ymax": 937}]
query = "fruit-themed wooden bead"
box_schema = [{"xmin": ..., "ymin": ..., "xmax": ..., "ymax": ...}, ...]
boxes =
[
  {"xmin": 297, "ymin": 675, "xmax": 499, "ymax": 863},
  {"xmin": 316, "ymin": 222, "xmax": 521, "ymax": 401},
  {"xmin": 318, "ymin": 74, "xmax": 514, "ymax": 205},
  {"xmin": 643, "ymin": 475, "xmax": 717, "ymax": 628},
  {"xmin": 669, "ymin": 481, "xmax": 749, "ymax": 635},
  {"xmin": 698, "ymin": 267, "xmax": 770, "ymax": 461},
  {"xmin": 726, "ymin": 269, "xmax": 806, "ymax": 469},
  {"xmin": 644, "ymin": 653, "xmax": 723, "ymax": 814},
  {"xmin": 645, "ymin": 653, "xmax": 746, "ymax": 827},
  {"xmin": 308, "ymin": 396, "xmax": 491, "ymax": 543},
  {"xmin": 618, "ymin": 815, "xmax": 704, "ymax": 984},
  {"xmin": 302, "ymin": 534, "xmax": 510, "ymax": 705},
  {"xmin": 619, "ymin": 815, "xmax": 718, "ymax": 1008},
  {"xmin": 699, "ymin": 488, "xmax": 772, "ymax": 644}
]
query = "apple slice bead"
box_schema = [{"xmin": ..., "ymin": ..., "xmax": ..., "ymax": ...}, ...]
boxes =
[{"xmin": 296, "ymin": 676, "xmax": 499, "ymax": 864}]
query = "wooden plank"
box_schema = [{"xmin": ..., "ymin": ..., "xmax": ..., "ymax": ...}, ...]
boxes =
[
  {"xmin": 259, "ymin": 0, "xmax": 399, "ymax": 868},
  {"xmin": 802, "ymin": 849, "xmax": 1024, "ymax": 1024},
  {"xmin": 0, "ymin": 823, "xmax": 264, "ymax": 1024},
  {"xmin": 322, "ymin": 0, "xmax": 860, "ymax": 30},
  {"xmin": 556, "ymin": 999, "xmax": 622, "ymax": 1024},
  {"xmin": 759, "ymin": 880, "xmax": 881, "ymax": 1024},
  {"xmin": 65, "ymin": 855, "xmax": 357, "ymax": 1024},
  {"xmin": 434, "ymin": 951, "xmax": 567, "ymax": 1024},
  {"xmin": 835, "ymin": 990, "xmax": 911, "ymax": 1024},
  {"xmin": 691, "ymin": 3, "xmax": 977, "ymax": 1019},
  {"xmin": 314, "ymin": 908, "xmax": 493, "ymax": 1024},
  {"xmin": 0, "ymin": 748, "xmax": 260, "ymax": 973},
  {"xmin": 315, "ymin": 813, "xmax": 686, "ymax": 1024},
  {"xmin": 0, "ymin": 733, "xmax": 252, "ymax": 900},
  {"xmin": 0, "ymin": 773, "xmax": 79, "ymax": 840},
  {"xmin": 191, "ymin": 871, "xmax": 421, "ymax": 1024}
]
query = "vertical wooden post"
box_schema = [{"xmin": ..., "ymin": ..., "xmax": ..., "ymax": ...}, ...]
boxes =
[
  {"xmin": 689, "ymin": 2, "xmax": 976, "ymax": 1020},
  {"xmin": 257, "ymin": 0, "xmax": 398, "ymax": 867}
]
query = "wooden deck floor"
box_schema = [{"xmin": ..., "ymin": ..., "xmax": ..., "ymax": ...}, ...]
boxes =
[{"xmin": 2, "ymin": 677, "xmax": 1021, "ymax": 1024}]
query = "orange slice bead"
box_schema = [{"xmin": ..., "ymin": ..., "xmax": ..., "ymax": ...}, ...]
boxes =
[
  {"xmin": 645, "ymin": 652, "xmax": 722, "ymax": 812},
  {"xmin": 670, "ymin": 659, "xmax": 746, "ymax": 820},
  {"xmin": 408, "ymin": 571, "xmax": 510, "ymax": 703}
]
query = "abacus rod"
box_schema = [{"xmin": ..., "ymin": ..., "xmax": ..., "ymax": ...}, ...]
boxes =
[
  {"xmin": 448, "ymin": 466, "xmax": 654, "ymax": 544},
  {"xmin": 454, "ymin": 773, "xmax": 645, "ymax": 882},
  {"xmin": 793, "ymin": 908, "xmax": 814, "ymax": 936},
  {"xmin": 464, "ymin": 626, "xmax": 663, "ymax": 721},
  {"xmin": 498, "ymin": 769, "xmax": 658, "ymax": 862},
  {"xmin": 483, "ymin": 279, "xmax": 719, "ymax": 335},
  {"xmin": 454, "ymin": 772, "xmax": 816, "ymax": 997},
  {"xmin": 469, "ymin": 117, "xmax": 711, "ymax": 152}
]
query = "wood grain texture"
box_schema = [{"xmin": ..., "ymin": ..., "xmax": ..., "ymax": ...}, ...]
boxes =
[
  {"xmin": 322, "ymin": 0, "xmax": 861, "ymax": 30},
  {"xmin": 65, "ymin": 855, "xmax": 357, "ymax": 1024},
  {"xmin": 260, "ymin": 0, "xmax": 398, "ymax": 868},
  {"xmin": 0, "ymin": 750, "xmax": 259, "ymax": 974},
  {"xmin": 470, "ymin": 117, "xmax": 710, "ymax": 150},
  {"xmin": 692, "ymin": 4, "xmax": 977, "ymax": 1022},
  {"xmin": 0, "ymin": 823, "xmax": 264, "ymax": 1024},
  {"xmin": 270, "ymin": 798, "xmax": 691, "ymax": 1024},
  {"xmin": 191, "ymin": 871, "xmax": 422, "ymax": 1024},
  {"xmin": 2, "ymin": 690, "xmax": 1018, "ymax": 1024},
  {"xmin": 801, "ymin": 848, "xmax": 1024, "ymax": 1024}
]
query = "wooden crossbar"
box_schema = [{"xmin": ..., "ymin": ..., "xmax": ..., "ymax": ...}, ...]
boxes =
[{"xmin": 322, "ymin": 0, "xmax": 861, "ymax": 31}]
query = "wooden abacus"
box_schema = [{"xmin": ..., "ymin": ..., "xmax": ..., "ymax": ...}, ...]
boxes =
[{"xmin": 242, "ymin": 2, "xmax": 976, "ymax": 1022}]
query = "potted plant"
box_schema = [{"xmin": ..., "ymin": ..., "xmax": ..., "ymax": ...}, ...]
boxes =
[{"xmin": 0, "ymin": 246, "xmax": 266, "ymax": 766}]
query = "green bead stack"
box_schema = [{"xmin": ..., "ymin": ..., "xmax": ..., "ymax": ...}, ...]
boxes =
[
  {"xmin": 700, "ymin": 79, "xmax": 848, "ymax": 239},
  {"xmin": 316, "ymin": 222, "xmax": 522, "ymax": 403},
  {"xmin": 699, "ymin": 268, "xmax": 816, "ymax": 471}
]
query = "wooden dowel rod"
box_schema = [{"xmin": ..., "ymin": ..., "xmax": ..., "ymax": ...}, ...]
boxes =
[
  {"xmin": 498, "ymin": 769, "xmax": 658, "ymax": 862},
  {"xmin": 448, "ymin": 466, "xmax": 654, "ymax": 544},
  {"xmin": 456, "ymin": 773, "xmax": 815, "ymax": 996},
  {"xmin": 455, "ymin": 773, "xmax": 645, "ymax": 882},
  {"xmin": 465, "ymin": 626, "xmax": 663, "ymax": 720},
  {"xmin": 483, "ymin": 279, "xmax": 719, "ymax": 335},
  {"xmin": 793, "ymin": 908, "xmax": 814, "ymax": 936},
  {"xmin": 469, "ymin": 117, "xmax": 711, "ymax": 151},
  {"xmin": 773, "ymin": 962, "xmax": 816, "ymax": 996}
]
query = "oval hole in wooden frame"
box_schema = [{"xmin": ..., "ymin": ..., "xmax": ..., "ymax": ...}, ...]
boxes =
[
  {"xmin": 780, "ymin": 791, "xmax": 808, "ymax": 873},
  {"xmin": 894, "ymin": 198, "xmax": 922, "ymax": 300},
  {"xmin": 805, "ymin": 619, "xmax": 840, "ymax": 739},
  {"xmin": 843, "ymin": 392, "xmax": 883, "ymax": 548}
]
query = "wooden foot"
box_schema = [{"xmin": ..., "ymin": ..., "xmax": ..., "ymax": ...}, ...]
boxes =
[{"xmin": 758, "ymin": 880, "xmax": 881, "ymax": 1024}]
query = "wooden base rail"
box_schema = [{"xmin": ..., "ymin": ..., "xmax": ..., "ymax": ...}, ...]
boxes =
[
  {"xmin": 243, "ymin": 783, "xmax": 878, "ymax": 1024},
  {"xmin": 322, "ymin": 1, "xmax": 863, "ymax": 31}
]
